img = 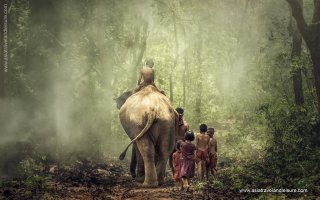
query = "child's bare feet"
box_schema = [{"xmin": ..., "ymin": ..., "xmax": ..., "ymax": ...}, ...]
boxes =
[{"xmin": 186, "ymin": 185, "xmax": 190, "ymax": 192}]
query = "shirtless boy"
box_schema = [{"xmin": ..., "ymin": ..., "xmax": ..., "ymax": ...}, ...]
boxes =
[
  {"xmin": 195, "ymin": 124, "xmax": 210, "ymax": 181},
  {"xmin": 207, "ymin": 127, "xmax": 217, "ymax": 178},
  {"xmin": 134, "ymin": 59, "xmax": 156, "ymax": 92}
]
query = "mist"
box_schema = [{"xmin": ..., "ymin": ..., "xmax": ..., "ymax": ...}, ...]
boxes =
[{"xmin": 0, "ymin": 0, "xmax": 317, "ymax": 179}]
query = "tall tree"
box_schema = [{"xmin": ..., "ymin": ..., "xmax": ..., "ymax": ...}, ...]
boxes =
[
  {"xmin": 27, "ymin": 0, "xmax": 62, "ymax": 157},
  {"xmin": 289, "ymin": 1, "xmax": 304, "ymax": 105},
  {"xmin": 171, "ymin": 12, "xmax": 179, "ymax": 102},
  {"xmin": 286, "ymin": 0, "xmax": 320, "ymax": 111},
  {"xmin": 181, "ymin": 25, "xmax": 188, "ymax": 107},
  {"xmin": 195, "ymin": 25, "xmax": 203, "ymax": 125},
  {"xmin": 26, "ymin": 0, "xmax": 62, "ymax": 95},
  {"xmin": 129, "ymin": 19, "xmax": 148, "ymax": 88}
]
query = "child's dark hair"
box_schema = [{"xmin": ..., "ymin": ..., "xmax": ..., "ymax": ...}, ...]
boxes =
[
  {"xmin": 199, "ymin": 124, "xmax": 208, "ymax": 132},
  {"xmin": 207, "ymin": 127, "xmax": 215, "ymax": 134},
  {"xmin": 176, "ymin": 140, "xmax": 183, "ymax": 150},
  {"xmin": 176, "ymin": 107, "xmax": 184, "ymax": 114},
  {"xmin": 185, "ymin": 130, "xmax": 195, "ymax": 141},
  {"xmin": 146, "ymin": 59, "xmax": 154, "ymax": 67}
]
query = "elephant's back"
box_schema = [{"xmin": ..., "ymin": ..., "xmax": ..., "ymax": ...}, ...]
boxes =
[{"xmin": 120, "ymin": 90, "xmax": 175, "ymax": 124}]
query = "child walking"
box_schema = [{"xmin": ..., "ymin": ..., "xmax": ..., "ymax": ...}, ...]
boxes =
[
  {"xmin": 179, "ymin": 130, "xmax": 196, "ymax": 192},
  {"xmin": 172, "ymin": 140, "xmax": 183, "ymax": 189}
]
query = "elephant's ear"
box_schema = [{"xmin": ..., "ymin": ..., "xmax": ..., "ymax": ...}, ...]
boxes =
[
  {"xmin": 115, "ymin": 88, "xmax": 129, "ymax": 99},
  {"xmin": 113, "ymin": 88, "xmax": 127, "ymax": 101},
  {"xmin": 174, "ymin": 109, "xmax": 179, "ymax": 124},
  {"xmin": 174, "ymin": 112, "xmax": 180, "ymax": 137},
  {"xmin": 115, "ymin": 89, "xmax": 133, "ymax": 109}
]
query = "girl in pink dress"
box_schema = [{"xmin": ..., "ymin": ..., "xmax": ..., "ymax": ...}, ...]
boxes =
[
  {"xmin": 172, "ymin": 140, "xmax": 183, "ymax": 189},
  {"xmin": 179, "ymin": 130, "xmax": 196, "ymax": 191}
]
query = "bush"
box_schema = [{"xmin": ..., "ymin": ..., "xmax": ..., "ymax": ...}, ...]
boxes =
[
  {"xmin": 18, "ymin": 158, "xmax": 51, "ymax": 193},
  {"xmin": 243, "ymin": 103, "xmax": 320, "ymax": 197}
]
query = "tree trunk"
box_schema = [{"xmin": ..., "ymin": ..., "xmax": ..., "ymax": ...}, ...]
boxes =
[
  {"xmin": 180, "ymin": 23, "xmax": 188, "ymax": 107},
  {"xmin": 170, "ymin": 14, "xmax": 179, "ymax": 103},
  {"xmin": 183, "ymin": 53, "xmax": 188, "ymax": 107},
  {"xmin": 0, "ymin": 0, "xmax": 7, "ymax": 98},
  {"xmin": 292, "ymin": 69, "xmax": 304, "ymax": 105},
  {"xmin": 311, "ymin": 52, "xmax": 320, "ymax": 110},
  {"xmin": 169, "ymin": 70, "xmax": 173, "ymax": 102},
  {"xmin": 310, "ymin": 0, "xmax": 320, "ymax": 111},
  {"xmin": 28, "ymin": 0, "xmax": 62, "ymax": 158},
  {"xmin": 287, "ymin": 0, "xmax": 320, "ymax": 111},
  {"xmin": 129, "ymin": 20, "xmax": 148, "ymax": 89},
  {"xmin": 195, "ymin": 27, "xmax": 203, "ymax": 125},
  {"xmin": 289, "ymin": 3, "xmax": 304, "ymax": 105}
]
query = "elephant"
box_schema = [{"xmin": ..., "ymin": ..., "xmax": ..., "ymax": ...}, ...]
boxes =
[
  {"xmin": 115, "ymin": 90, "xmax": 140, "ymax": 178},
  {"xmin": 115, "ymin": 85, "xmax": 177, "ymax": 187}
]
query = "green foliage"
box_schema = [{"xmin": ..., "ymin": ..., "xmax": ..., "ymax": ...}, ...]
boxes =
[
  {"xmin": 1, "ymin": 2, "xmax": 319, "ymax": 199},
  {"xmin": 207, "ymin": 101, "xmax": 320, "ymax": 198},
  {"xmin": 193, "ymin": 181, "xmax": 206, "ymax": 190},
  {"xmin": 18, "ymin": 158, "xmax": 45, "ymax": 177},
  {"xmin": 24, "ymin": 174, "xmax": 51, "ymax": 192},
  {"xmin": 234, "ymin": 104, "xmax": 320, "ymax": 197},
  {"xmin": 13, "ymin": 158, "xmax": 51, "ymax": 193}
]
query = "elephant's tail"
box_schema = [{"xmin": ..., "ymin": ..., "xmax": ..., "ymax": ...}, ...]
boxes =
[{"xmin": 119, "ymin": 110, "xmax": 156, "ymax": 160}]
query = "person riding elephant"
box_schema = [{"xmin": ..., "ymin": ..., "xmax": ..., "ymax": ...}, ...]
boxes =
[
  {"xmin": 134, "ymin": 59, "xmax": 157, "ymax": 93},
  {"xmin": 116, "ymin": 85, "xmax": 177, "ymax": 187}
]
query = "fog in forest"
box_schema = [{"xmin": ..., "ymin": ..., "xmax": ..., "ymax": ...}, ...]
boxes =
[{"xmin": 0, "ymin": 0, "xmax": 318, "ymax": 181}]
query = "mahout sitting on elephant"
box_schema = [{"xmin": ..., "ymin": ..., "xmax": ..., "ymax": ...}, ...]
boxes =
[
  {"xmin": 134, "ymin": 59, "xmax": 157, "ymax": 93},
  {"xmin": 115, "ymin": 85, "xmax": 177, "ymax": 187}
]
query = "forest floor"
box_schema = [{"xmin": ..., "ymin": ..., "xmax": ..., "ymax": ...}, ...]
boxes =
[{"xmin": 0, "ymin": 157, "xmax": 250, "ymax": 200}]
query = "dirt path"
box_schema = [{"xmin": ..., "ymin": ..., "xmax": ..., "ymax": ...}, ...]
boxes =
[
  {"xmin": 113, "ymin": 185, "xmax": 197, "ymax": 200},
  {"xmin": 0, "ymin": 159, "xmax": 247, "ymax": 200},
  {"xmin": 44, "ymin": 171, "xmax": 205, "ymax": 200},
  {"xmin": 48, "ymin": 179, "xmax": 210, "ymax": 200}
]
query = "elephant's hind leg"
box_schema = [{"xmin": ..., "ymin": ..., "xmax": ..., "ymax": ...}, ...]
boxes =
[
  {"xmin": 136, "ymin": 136, "xmax": 158, "ymax": 187},
  {"xmin": 156, "ymin": 126, "xmax": 175, "ymax": 185},
  {"xmin": 136, "ymin": 146, "xmax": 145, "ymax": 182},
  {"xmin": 130, "ymin": 145, "xmax": 137, "ymax": 178},
  {"xmin": 155, "ymin": 152, "xmax": 169, "ymax": 185}
]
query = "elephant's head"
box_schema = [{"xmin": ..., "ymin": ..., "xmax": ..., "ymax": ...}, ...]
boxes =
[{"xmin": 115, "ymin": 90, "xmax": 133, "ymax": 109}]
